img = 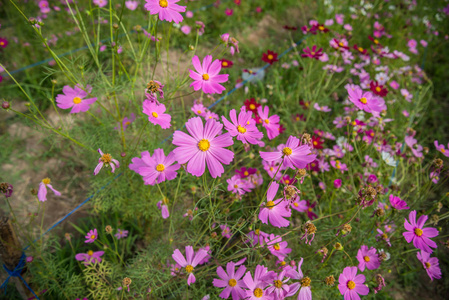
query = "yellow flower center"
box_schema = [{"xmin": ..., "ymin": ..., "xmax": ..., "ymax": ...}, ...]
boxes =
[
  {"xmin": 364, "ymin": 256, "xmax": 370, "ymax": 262},
  {"xmin": 311, "ymin": 51, "xmax": 315, "ymax": 55},
  {"xmin": 294, "ymin": 202, "xmax": 299, "ymax": 207},
  {"xmin": 301, "ymin": 277, "xmax": 311, "ymax": 287},
  {"xmin": 249, "ymin": 104, "xmax": 256, "ymax": 110},
  {"xmin": 185, "ymin": 265, "xmax": 194, "ymax": 273},
  {"xmin": 202, "ymin": 73, "xmax": 210, "ymax": 81},
  {"xmin": 318, "ymin": 25, "xmax": 324, "ymax": 30},
  {"xmin": 347, "ymin": 280, "xmax": 356, "ymax": 290},
  {"xmin": 308, "ymin": 207, "xmax": 312, "ymax": 212},
  {"xmin": 266, "ymin": 201, "xmax": 275, "ymax": 209},
  {"xmin": 358, "ymin": 47, "xmax": 364, "ymax": 52},
  {"xmin": 228, "ymin": 278, "xmax": 237, "ymax": 287},
  {"xmin": 273, "ymin": 243, "xmax": 281, "ymax": 250},
  {"xmin": 280, "ymin": 261, "xmax": 286, "ymax": 266},
  {"xmin": 253, "ymin": 288, "xmax": 263, "ymax": 298},
  {"xmin": 425, "ymin": 262, "xmax": 431, "ymax": 269},
  {"xmin": 237, "ymin": 125, "xmax": 247, "ymax": 133},
  {"xmin": 234, "ymin": 184, "xmax": 238, "ymax": 188},
  {"xmin": 339, "ymin": 42, "xmax": 344, "ymax": 47},
  {"xmin": 125, "ymin": 121, "xmax": 131, "ymax": 125},
  {"xmin": 87, "ymin": 250, "xmax": 94, "ymax": 256},
  {"xmin": 274, "ymin": 280, "xmax": 283, "ymax": 288},
  {"xmin": 282, "ymin": 147, "xmax": 292, "ymax": 156},
  {"xmin": 267, "ymin": 54, "xmax": 273, "ymax": 60},
  {"xmin": 244, "ymin": 171, "xmax": 249, "ymax": 176},
  {"xmin": 269, "ymin": 167, "xmax": 274, "ymax": 171},
  {"xmin": 159, "ymin": 0, "xmax": 168, "ymax": 8},
  {"xmin": 73, "ymin": 97, "xmax": 82, "ymax": 104},
  {"xmin": 198, "ymin": 139, "xmax": 210, "ymax": 151},
  {"xmin": 414, "ymin": 228, "xmax": 423, "ymax": 237},
  {"xmin": 375, "ymin": 87, "xmax": 381, "ymax": 92},
  {"xmin": 360, "ymin": 97, "xmax": 368, "ymax": 104},
  {"xmin": 42, "ymin": 178, "xmax": 51, "ymax": 185},
  {"xmin": 156, "ymin": 164, "xmax": 165, "ymax": 172},
  {"xmin": 100, "ymin": 153, "xmax": 112, "ymax": 163},
  {"xmin": 285, "ymin": 180, "xmax": 290, "ymax": 184},
  {"xmin": 441, "ymin": 148, "xmax": 446, "ymax": 153},
  {"xmin": 222, "ymin": 61, "xmax": 228, "ymax": 67},
  {"xmin": 374, "ymin": 39, "xmax": 379, "ymax": 44},
  {"xmin": 152, "ymin": 112, "xmax": 159, "ymax": 118},
  {"xmin": 381, "ymin": 233, "xmax": 388, "ymax": 239},
  {"xmin": 197, "ymin": 110, "xmax": 202, "ymax": 114},
  {"xmin": 0, "ymin": 42, "xmax": 4, "ymax": 46},
  {"xmin": 255, "ymin": 229, "xmax": 260, "ymax": 235},
  {"xmin": 91, "ymin": 235, "xmax": 96, "ymax": 239}
]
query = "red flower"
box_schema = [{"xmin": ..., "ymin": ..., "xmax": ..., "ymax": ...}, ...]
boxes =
[
  {"xmin": 301, "ymin": 25, "xmax": 317, "ymax": 35},
  {"xmin": 299, "ymin": 100, "xmax": 311, "ymax": 109},
  {"xmin": 234, "ymin": 0, "xmax": 241, "ymax": 4},
  {"xmin": 262, "ymin": 50, "xmax": 279, "ymax": 65},
  {"xmin": 353, "ymin": 44, "xmax": 368, "ymax": 55},
  {"xmin": 244, "ymin": 98, "xmax": 260, "ymax": 115},
  {"xmin": 311, "ymin": 136, "xmax": 324, "ymax": 149},
  {"xmin": 220, "ymin": 59, "xmax": 233, "ymax": 68},
  {"xmin": 293, "ymin": 114, "xmax": 306, "ymax": 122},
  {"xmin": 301, "ymin": 45, "xmax": 323, "ymax": 60},
  {"xmin": 368, "ymin": 35, "xmax": 382, "ymax": 47},
  {"xmin": 283, "ymin": 25, "xmax": 298, "ymax": 31},
  {"xmin": 278, "ymin": 124, "xmax": 286, "ymax": 134},
  {"xmin": 369, "ymin": 81, "xmax": 388, "ymax": 97},
  {"xmin": 315, "ymin": 24, "xmax": 329, "ymax": 33}
]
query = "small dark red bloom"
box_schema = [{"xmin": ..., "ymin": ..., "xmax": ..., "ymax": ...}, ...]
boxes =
[
  {"xmin": 307, "ymin": 160, "xmax": 320, "ymax": 173},
  {"xmin": 301, "ymin": 45, "xmax": 323, "ymax": 60},
  {"xmin": 369, "ymin": 81, "xmax": 388, "ymax": 97},
  {"xmin": 0, "ymin": 38, "xmax": 8, "ymax": 48},
  {"xmin": 234, "ymin": 0, "xmax": 241, "ymax": 5},
  {"xmin": 299, "ymin": 100, "xmax": 311, "ymax": 110},
  {"xmin": 293, "ymin": 114, "xmax": 306, "ymax": 122},
  {"xmin": 244, "ymin": 98, "xmax": 260, "ymax": 115},
  {"xmin": 243, "ymin": 69, "xmax": 257, "ymax": 75},
  {"xmin": 278, "ymin": 124, "xmax": 286, "ymax": 134},
  {"xmin": 305, "ymin": 201, "xmax": 318, "ymax": 220},
  {"xmin": 353, "ymin": 44, "xmax": 368, "ymax": 55},
  {"xmin": 220, "ymin": 59, "xmax": 233, "ymax": 68},
  {"xmin": 368, "ymin": 35, "xmax": 382, "ymax": 47},
  {"xmin": 301, "ymin": 25, "xmax": 317, "ymax": 35},
  {"xmin": 262, "ymin": 50, "xmax": 279, "ymax": 65},
  {"xmin": 311, "ymin": 136, "xmax": 324, "ymax": 149},
  {"xmin": 283, "ymin": 25, "xmax": 298, "ymax": 31},
  {"xmin": 315, "ymin": 24, "xmax": 329, "ymax": 33}
]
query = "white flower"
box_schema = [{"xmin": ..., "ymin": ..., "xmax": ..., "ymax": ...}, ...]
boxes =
[{"xmin": 381, "ymin": 151, "xmax": 397, "ymax": 167}]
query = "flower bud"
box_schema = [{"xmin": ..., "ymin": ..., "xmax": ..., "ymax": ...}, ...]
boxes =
[{"xmin": 2, "ymin": 101, "xmax": 10, "ymax": 110}]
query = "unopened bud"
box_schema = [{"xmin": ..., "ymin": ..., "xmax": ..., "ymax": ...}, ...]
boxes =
[{"xmin": 2, "ymin": 101, "xmax": 10, "ymax": 110}]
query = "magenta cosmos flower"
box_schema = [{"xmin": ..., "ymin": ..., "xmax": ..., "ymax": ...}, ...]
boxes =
[
  {"xmin": 242, "ymin": 266, "xmax": 272, "ymax": 300},
  {"xmin": 143, "ymin": 100, "xmax": 171, "ymax": 129},
  {"xmin": 75, "ymin": 250, "xmax": 104, "ymax": 265},
  {"xmin": 286, "ymin": 258, "xmax": 312, "ymax": 300},
  {"xmin": 85, "ymin": 229, "xmax": 98, "ymax": 244},
  {"xmin": 227, "ymin": 174, "xmax": 252, "ymax": 196},
  {"xmin": 37, "ymin": 178, "xmax": 61, "ymax": 202},
  {"xmin": 346, "ymin": 86, "xmax": 383, "ymax": 115},
  {"xmin": 56, "ymin": 84, "xmax": 97, "ymax": 113},
  {"xmin": 222, "ymin": 107, "xmax": 264, "ymax": 146},
  {"xmin": 389, "ymin": 194, "xmax": 409, "ymax": 210},
  {"xmin": 189, "ymin": 55, "xmax": 229, "ymax": 94},
  {"xmin": 129, "ymin": 148, "xmax": 180, "ymax": 185},
  {"xmin": 356, "ymin": 245, "xmax": 380, "ymax": 271},
  {"xmin": 144, "ymin": 0, "xmax": 186, "ymax": 24},
  {"xmin": 260, "ymin": 136, "xmax": 316, "ymax": 170},
  {"xmin": 259, "ymin": 182, "xmax": 291, "ymax": 228},
  {"xmin": 213, "ymin": 261, "xmax": 247, "ymax": 300},
  {"xmin": 115, "ymin": 229, "xmax": 128, "ymax": 239},
  {"xmin": 94, "ymin": 149, "xmax": 120, "ymax": 175},
  {"xmin": 417, "ymin": 251, "xmax": 442, "ymax": 281},
  {"xmin": 257, "ymin": 106, "xmax": 280, "ymax": 140},
  {"xmin": 172, "ymin": 117, "xmax": 234, "ymax": 178},
  {"xmin": 403, "ymin": 210, "xmax": 439, "ymax": 253},
  {"xmin": 266, "ymin": 234, "xmax": 292, "ymax": 260},
  {"xmin": 338, "ymin": 266, "xmax": 369, "ymax": 300},
  {"xmin": 172, "ymin": 246, "xmax": 208, "ymax": 286},
  {"xmin": 157, "ymin": 198, "xmax": 170, "ymax": 219},
  {"xmin": 434, "ymin": 140, "xmax": 449, "ymax": 157}
]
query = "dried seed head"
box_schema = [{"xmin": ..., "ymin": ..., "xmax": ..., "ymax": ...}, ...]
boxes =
[
  {"xmin": 325, "ymin": 275, "xmax": 335, "ymax": 286},
  {"xmin": 302, "ymin": 133, "xmax": 311, "ymax": 144},
  {"xmin": 105, "ymin": 225, "xmax": 113, "ymax": 234},
  {"xmin": 334, "ymin": 242, "xmax": 343, "ymax": 251},
  {"xmin": 122, "ymin": 277, "xmax": 132, "ymax": 286},
  {"xmin": 430, "ymin": 214, "xmax": 439, "ymax": 225},
  {"xmin": 375, "ymin": 208, "xmax": 385, "ymax": 217},
  {"xmin": 437, "ymin": 202, "xmax": 443, "ymax": 212},
  {"xmin": 342, "ymin": 223, "xmax": 352, "ymax": 234},
  {"xmin": 319, "ymin": 246, "xmax": 328, "ymax": 256},
  {"xmin": 284, "ymin": 185, "xmax": 297, "ymax": 199},
  {"xmin": 303, "ymin": 221, "xmax": 317, "ymax": 235},
  {"xmin": 296, "ymin": 169, "xmax": 307, "ymax": 177},
  {"xmin": 433, "ymin": 158, "xmax": 443, "ymax": 169},
  {"xmin": 146, "ymin": 80, "xmax": 161, "ymax": 94},
  {"xmin": 211, "ymin": 232, "xmax": 217, "ymax": 239}
]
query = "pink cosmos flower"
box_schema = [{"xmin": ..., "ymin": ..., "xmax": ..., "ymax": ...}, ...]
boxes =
[
  {"xmin": 75, "ymin": 250, "xmax": 104, "ymax": 265},
  {"xmin": 189, "ymin": 55, "xmax": 229, "ymax": 94},
  {"xmin": 125, "ymin": 1, "xmax": 139, "ymax": 10},
  {"xmin": 346, "ymin": 86, "xmax": 383, "ymax": 115},
  {"xmin": 417, "ymin": 251, "xmax": 442, "ymax": 281},
  {"xmin": 157, "ymin": 199, "xmax": 170, "ymax": 219},
  {"xmin": 205, "ymin": 111, "xmax": 219, "ymax": 120},
  {"xmin": 235, "ymin": 167, "xmax": 257, "ymax": 178},
  {"xmin": 376, "ymin": 228, "xmax": 391, "ymax": 246},
  {"xmin": 403, "ymin": 210, "xmax": 439, "ymax": 253},
  {"xmin": 262, "ymin": 160, "xmax": 284, "ymax": 180},
  {"xmin": 266, "ymin": 234, "xmax": 292, "ymax": 260},
  {"xmin": 389, "ymin": 194, "xmax": 409, "ymax": 210},
  {"xmin": 400, "ymin": 88, "xmax": 413, "ymax": 102},
  {"xmin": 37, "ymin": 178, "xmax": 61, "ymax": 202},
  {"xmin": 260, "ymin": 136, "xmax": 316, "ymax": 170},
  {"xmin": 115, "ymin": 229, "xmax": 128, "ymax": 239},
  {"xmin": 291, "ymin": 197, "xmax": 307, "ymax": 213},
  {"xmin": 85, "ymin": 229, "xmax": 98, "ymax": 244},
  {"xmin": 242, "ymin": 266, "xmax": 272, "ymax": 300},
  {"xmin": 338, "ymin": 266, "xmax": 369, "ymax": 300},
  {"xmin": 142, "ymin": 100, "xmax": 171, "ymax": 129},
  {"xmin": 144, "ymin": 0, "xmax": 186, "ymax": 24},
  {"xmin": 172, "ymin": 117, "xmax": 234, "ymax": 178},
  {"xmin": 94, "ymin": 149, "xmax": 120, "ymax": 175},
  {"xmin": 172, "ymin": 246, "xmax": 208, "ymax": 286},
  {"xmin": 181, "ymin": 25, "xmax": 191, "ymax": 35},
  {"xmin": 225, "ymin": 8, "xmax": 233, "ymax": 16},
  {"xmin": 266, "ymin": 270, "xmax": 290, "ymax": 299},
  {"xmin": 246, "ymin": 230, "xmax": 269, "ymax": 247},
  {"xmin": 330, "ymin": 160, "xmax": 348, "ymax": 173},
  {"xmin": 191, "ymin": 103, "xmax": 208, "ymax": 117},
  {"xmin": 39, "ymin": 1, "xmax": 51, "ymax": 13},
  {"xmin": 390, "ymin": 81, "xmax": 399, "ymax": 90},
  {"xmin": 213, "ymin": 261, "xmax": 247, "ymax": 300},
  {"xmin": 93, "ymin": 0, "xmax": 108, "ymax": 8},
  {"xmin": 314, "ymin": 103, "xmax": 331, "ymax": 112},
  {"xmin": 356, "ymin": 245, "xmax": 380, "ymax": 271},
  {"xmin": 220, "ymin": 224, "xmax": 232, "ymax": 239},
  {"xmin": 334, "ymin": 179, "xmax": 342, "ymax": 188},
  {"xmin": 115, "ymin": 113, "xmax": 136, "ymax": 131},
  {"xmin": 257, "ymin": 106, "xmax": 280, "ymax": 140},
  {"xmin": 222, "ymin": 107, "xmax": 264, "ymax": 146},
  {"xmin": 286, "ymin": 258, "xmax": 311, "ymax": 299},
  {"xmin": 129, "ymin": 148, "xmax": 180, "ymax": 185},
  {"xmin": 227, "ymin": 175, "xmax": 252, "ymax": 196},
  {"xmin": 258, "ymin": 182, "xmax": 291, "ymax": 228},
  {"xmin": 434, "ymin": 140, "xmax": 449, "ymax": 157},
  {"xmin": 56, "ymin": 84, "xmax": 97, "ymax": 113}
]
